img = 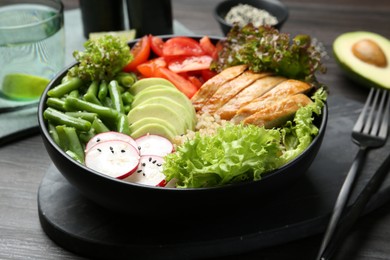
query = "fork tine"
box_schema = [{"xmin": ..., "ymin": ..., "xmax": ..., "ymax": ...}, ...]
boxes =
[
  {"xmin": 353, "ymin": 88, "xmax": 375, "ymax": 133},
  {"xmin": 378, "ymin": 90, "xmax": 389, "ymax": 139},
  {"xmin": 371, "ymin": 89, "xmax": 387, "ymax": 135},
  {"xmin": 362, "ymin": 88, "xmax": 380, "ymax": 134}
]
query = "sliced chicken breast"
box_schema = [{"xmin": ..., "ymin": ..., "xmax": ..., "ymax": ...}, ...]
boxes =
[
  {"xmin": 215, "ymin": 75, "xmax": 286, "ymax": 120},
  {"xmin": 232, "ymin": 79, "xmax": 313, "ymax": 123},
  {"xmin": 200, "ymin": 70, "xmax": 267, "ymax": 114},
  {"xmin": 191, "ymin": 65, "xmax": 247, "ymax": 111},
  {"xmin": 242, "ymin": 93, "xmax": 313, "ymax": 128}
]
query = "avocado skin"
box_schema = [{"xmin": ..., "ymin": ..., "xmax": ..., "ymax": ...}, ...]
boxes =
[{"xmin": 333, "ymin": 31, "xmax": 390, "ymax": 90}]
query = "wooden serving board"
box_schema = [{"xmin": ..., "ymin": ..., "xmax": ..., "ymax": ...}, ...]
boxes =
[{"xmin": 37, "ymin": 94, "xmax": 390, "ymax": 259}]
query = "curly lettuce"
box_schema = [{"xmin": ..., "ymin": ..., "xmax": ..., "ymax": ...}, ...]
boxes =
[
  {"xmin": 163, "ymin": 88, "xmax": 327, "ymax": 188},
  {"xmin": 211, "ymin": 24, "xmax": 327, "ymax": 82},
  {"xmin": 68, "ymin": 35, "xmax": 132, "ymax": 82}
]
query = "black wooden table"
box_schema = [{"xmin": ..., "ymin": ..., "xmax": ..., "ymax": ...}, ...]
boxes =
[{"xmin": 1, "ymin": 0, "xmax": 390, "ymax": 259}]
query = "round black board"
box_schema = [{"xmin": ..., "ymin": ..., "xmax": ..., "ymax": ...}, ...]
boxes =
[{"xmin": 37, "ymin": 95, "xmax": 390, "ymax": 259}]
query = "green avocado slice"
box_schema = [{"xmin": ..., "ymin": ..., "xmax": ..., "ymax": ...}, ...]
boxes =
[
  {"xmin": 130, "ymin": 78, "xmax": 175, "ymax": 95},
  {"xmin": 127, "ymin": 103, "xmax": 187, "ymax": 135}
]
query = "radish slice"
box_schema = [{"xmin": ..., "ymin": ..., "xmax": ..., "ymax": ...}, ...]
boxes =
[
  {"xmin": 135, "ymin": 134, "xmax": 174, "ymax": 156},
  {"xmin": 124, "ymin": 155, "xmax": 167, "ymax": 186},
  {"xmin": 85, "ymin": 140, "xmax": 140, "ymax": 179},
  {"xmin": 85, "ymin": 131, "xmax": 138, "ymax": 153}
]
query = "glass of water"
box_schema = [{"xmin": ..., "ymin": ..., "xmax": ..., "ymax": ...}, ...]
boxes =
[{"xmin": 0, "ymin": 0, "xmax": 65, "ymax": 100}]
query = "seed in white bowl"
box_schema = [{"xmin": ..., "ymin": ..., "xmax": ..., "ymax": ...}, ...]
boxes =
[{"xmin": 225, "ymin": 4, "xmax": 278, "ymax": 27}]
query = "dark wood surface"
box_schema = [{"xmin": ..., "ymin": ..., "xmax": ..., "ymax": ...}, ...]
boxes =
[{"xmin": 1, "ymin": 0, "xmax": 389, "ymax": 259}]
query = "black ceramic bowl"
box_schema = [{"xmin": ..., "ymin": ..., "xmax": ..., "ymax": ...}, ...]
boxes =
[
  {"xmin": 214, "ymin": 0, "xmax": 289, "ymax": 35},
  {"xmin": 38, "ymin": 36, "xmax": 327, "ymax": 217}
]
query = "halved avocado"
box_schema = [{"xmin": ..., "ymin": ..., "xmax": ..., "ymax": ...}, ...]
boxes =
[{"xmin": 333, "ymin": 31, "xmax": 390, "ymax": 89}]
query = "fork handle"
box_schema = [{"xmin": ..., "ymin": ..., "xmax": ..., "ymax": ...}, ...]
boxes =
[
  {"xmin": 316, "ymin": 147, "xmax": 368, "ymax": 260},
  {"xmin": 319, "ymin": 150, "xmax": 390, "ymax": 259}
]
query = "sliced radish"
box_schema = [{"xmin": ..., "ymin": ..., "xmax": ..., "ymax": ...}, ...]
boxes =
[
  {"xmin": 124, "ymin": 155, "xmax": 167, "ymax": 187},
  {"xmin": 85, "ymin": 140, "xmax": 140, "ymax": 179},
  {"xmin": 85, "ymin": 131, "xmax": 138, "ymax": 153},
  {"xmin": 135, "ymin": 134, "xmax": 174, "ymax": 156}
]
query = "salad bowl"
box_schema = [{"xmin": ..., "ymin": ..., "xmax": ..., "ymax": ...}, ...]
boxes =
[{"xmin": 38, "ymin": 35, "xmax": 328, "ymax": 216}]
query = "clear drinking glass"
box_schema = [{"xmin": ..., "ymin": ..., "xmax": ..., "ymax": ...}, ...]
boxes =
[{"xmin": 0, "ymin": 0, "xmax": 65, "ymax": 100}]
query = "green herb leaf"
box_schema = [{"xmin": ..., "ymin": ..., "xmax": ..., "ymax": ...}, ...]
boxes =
[{"xmin": 211, "ymin": 24, "xmax": 327, "ymax": 81}]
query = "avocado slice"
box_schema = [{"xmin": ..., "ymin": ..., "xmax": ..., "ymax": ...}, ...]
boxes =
[
  {"xmin": 133, "ymin": 88, "xmax": 196, "ymax": 128},
  {"xmin": 130, "ymin": 78, "xmax": 175, "ymax": 95},
  {"xmin": 130, "ymin": 122, "xmax": 176, "ymax": 140},
  {"xmin": 333, "ymin": 31, "xmax": 390, "ymax": 89},
  {"xmin": 127, "ymin": 103, "xmax": 187, "ymax": 135},
  {"xmin": 133, "ymin": 96, "xmax": 194, "ymax": 130},
  {"xmin": 130, "ymin": 117, "xmax": 178, "ymax": 136}
]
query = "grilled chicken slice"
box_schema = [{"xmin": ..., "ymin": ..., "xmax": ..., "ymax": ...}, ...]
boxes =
[
  {"xmin": 243, "ymin": 93, "xmax": 313, "ymax": 128},
  {"xmin": 191, "ymin": 65, "xmax": 247, "ymax": 111},
  {"xmin": 232, "ymin": 79, "xmax": 313, "ymax": 123},
  {"xmin": 200, "ymin": 70, "xmax": 267, "ymax": 114},
  {"xmin": 215, "ymin": 75, "xmax": 286, "ymax": 120}
]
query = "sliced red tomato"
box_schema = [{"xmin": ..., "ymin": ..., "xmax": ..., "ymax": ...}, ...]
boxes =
[
  {"xmin": 201, "ymin": 69, "xmax": 217, "ymax": 82},
  {"xmin": 124, "ymin": 35, "xmax": 151, "ymax": 72},
  {"xmin": 137, "ymin": 57, "xmax": 167, "ymax": 78},
  {"xmin": 162, "ymin": 37, "xmax": 205, "ymax": 57},
  {"xmin": 168, "ymin": 55, "xmax": 213, "ymax": 73},
  {"xmin": 187, "ymin": 75, "xmax": 203, "ymax": 89},
  {"xmin": 149, "ymin": 35, "xmax": 164, "ymax": 57},
  {"xmin": 213, "ymin": 40, "xmax": 224, "ymax": 59},
  {"xmin": 199, "ymin": 36, "xmax": 216, "ymax": 56},
  {"xmin": 155, "ymin": 67, "xmax": 198, "ymax": 98}
]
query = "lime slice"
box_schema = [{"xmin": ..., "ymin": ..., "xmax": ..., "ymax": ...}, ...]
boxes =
[
  {"xmin": 1, "ymin": 73, "xmax": 50, "ymax": 100},
  {"xmin": 89, "ymin": 30, "xmax": 136, "ymax": 43}
]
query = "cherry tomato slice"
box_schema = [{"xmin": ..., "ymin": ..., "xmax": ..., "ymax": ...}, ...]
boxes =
[
  {"xmin": 155, "ymin": 67, "xmax": 198, "ymax": 98},
  {"xmin": 201, "ymin": 69, "xmax": 217, "ymax": 82},
  {"xmin": 187, "ymin": 75, "xmax": 203, "ymax": 89},
  {"xmin": 168, "ymin": 55, "xmax": 213, "ymax": 73},
  {"xmin": 137, "ymin": 57, "xmax": 167, "ymax": 78},
  {"xmin": 124, "ymin": 35, "xmax": 151, "ymax": 72},
  {"xmin": 199, "ymin": 36, "xmax": 216, "ymax": 56},
  {"xmin": 162, "ymin": 37, "xmax": 205, "ymax": 57},
  {"xmin": 149, "ymin": 35, "xmax": 164, "ymax": 57}
]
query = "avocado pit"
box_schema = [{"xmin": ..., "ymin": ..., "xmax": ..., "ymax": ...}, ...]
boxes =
[{"xmin": 352, "ymin": 39, "xmax": 388, "ymax": 68}]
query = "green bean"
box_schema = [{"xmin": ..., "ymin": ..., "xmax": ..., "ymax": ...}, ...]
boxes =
[
  {"xmin": 56, "ymin": 125, "xmax": 84, "ymax": 163},
  {"xmin": 92, "ymin": 117, "xmax": 109, "ymax": 134},
  {"xmin": 115, "ymin": 72, "xmax": 137, "ymax": 88},
  {"xmin": 46, "ymin": 97, "xmax": 66, "ymax": 111},
  {"xmin": 44, "ymin": 107, "xmax": 91, "ymax": 132},
  {"xmin": 61, "ymin": 75, "xmax": 72, "ymax": 84},
  {"xmin": 121, "ymin": 91, "xmax": 134, "ymax": 105},
  {"xmin": 84, "ymin": 81, "xmax": 102, "ymax": 105},
  {"xmin": 65, "ymin": 150, "xmax": 84, "ymax": 164},
  {"xmin": 108, "ymin": 80, "xmax": 124, "ymax": 114},
  {"xmin": 102, "ymin": 96, "xmax": 113, "ymax": 108},
  {"xmin": 47, "ymin": 77, "xmax": 84, "ymax": 98},
  {"xmin": 64, "ymin": 96, "xmax": 119, "ymax": 127},
  {"xmin": 48, "ymin": 123, "xmax": 60, "ymax": 146},
  {"xmin": 124, "ymin": 105, "xmax": 131, "ymax": 114},
  {"xmin": 68, "ymin": 89, "xmax": 80, "ymax": 98},
  {"xmin": 98, "ymin": 80, "xmax": 108, "ymax": 101},
  {"xmin": 116, "ymin": 113, "xmax": 130, "ymax": 135},
  {"xmin": 65, "ymin": 112, "xmax": 97, "ymax": 122},
  {"xmin": 79, "ymin": 129, "xmax": 96, "ymax": 144}
]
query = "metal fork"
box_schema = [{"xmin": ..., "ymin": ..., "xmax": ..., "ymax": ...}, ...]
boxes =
[{"xmin": 316, "ymin": 87, "xmax": 390, "ymax": 260}]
